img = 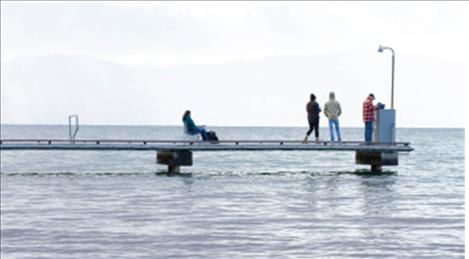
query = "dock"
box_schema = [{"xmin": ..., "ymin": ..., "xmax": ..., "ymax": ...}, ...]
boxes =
[{"xmin": 1, "ymin": 139, "xmax": 413, "ymax": 173}]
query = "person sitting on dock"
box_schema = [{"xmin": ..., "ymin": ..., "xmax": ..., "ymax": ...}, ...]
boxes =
[
  {"xmin": 324, "ymin": 91, "xmax": 342, "ymax": 144},
  {"xmin": 363, "ymin": 93, "xmax": 377, "ymax": 143},
  {"xmin": 303, "ymin": 93, "xmax": 321, "ymax": 144},
  {"xmin": 182, "ymin": 110, "xmax": 208, "ymax": 141}
]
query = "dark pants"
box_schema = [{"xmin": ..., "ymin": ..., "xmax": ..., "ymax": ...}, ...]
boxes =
[
  {"xmin": 195, "ymin": 127, "xmax": 208, "ymax": 141},
  {"xmin": 365, "ymin": 121, "xmax": 373, "ymax": 143},
  {"xmin": 306, "ymin": 117, "xmax": 319, "ymax": 138}
]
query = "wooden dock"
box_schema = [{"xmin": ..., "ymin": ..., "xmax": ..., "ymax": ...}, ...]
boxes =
[{"xmin": 0, "ymin": 139, "xmax": 414, "ymax": 172}]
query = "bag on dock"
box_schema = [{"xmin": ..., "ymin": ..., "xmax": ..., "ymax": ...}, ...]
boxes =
[{"xmin": 207, "ymin": 131, "xmax": 219, "ymax": 142}]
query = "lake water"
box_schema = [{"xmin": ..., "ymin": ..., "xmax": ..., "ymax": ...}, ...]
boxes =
[{"xmin": 0, "ymin": 125, "xmax": 465, "ymax": 258}]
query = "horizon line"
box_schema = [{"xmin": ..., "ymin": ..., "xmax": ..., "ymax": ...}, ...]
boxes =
[{"xmin": 0, "ymin": 123, "xmax": 464, "ymax": 130}]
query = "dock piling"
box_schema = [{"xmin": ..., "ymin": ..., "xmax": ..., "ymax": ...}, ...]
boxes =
[
  {"xmin": 355, "ymin": 151, "xmax": 398, "ymax": 172},
  {"xmin": 156, "ymin": 150, "xmax": 193, "ymax": 173}
]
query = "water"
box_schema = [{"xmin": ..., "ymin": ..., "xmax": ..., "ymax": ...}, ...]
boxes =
[{"xmin": 0, "ymin": 125, "xmax": 465, "ymax": 258}]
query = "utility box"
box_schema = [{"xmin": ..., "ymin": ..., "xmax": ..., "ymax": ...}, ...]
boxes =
[{"xmin": 373, "ymin": 109, "xmax": 396, "ymax": 143}]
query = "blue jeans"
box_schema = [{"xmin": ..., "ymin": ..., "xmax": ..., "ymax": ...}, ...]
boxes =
[
  {"xmin": 365, "ymin": 121, "xmax": 373, "ymax": 143},
  {"xmin": 328, "ymin": 119, "xmax": 341, "ymax": 142},
  {"xmin": 194, "ymin": 127, "xmax": 208, "ymax": 141}
]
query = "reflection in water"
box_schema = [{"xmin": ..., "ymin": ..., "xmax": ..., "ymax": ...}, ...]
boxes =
[
  {"xmin": 358, "ymin": 173, "xmax": 397, "ymax": 216},
  {"xmin": 155, "ymin": 171, "xmax": 193, "ymax": 178},
  {"xmin": 338, "ymin": 170, "xmax": 397, "ymax": 176},
  {"xmin": 358, "ymin": 174, "xmax": 398, "ymax": 243},
  {"xmin": 0, "ymin": 170, "xmax": 398, "ymax": 180}
]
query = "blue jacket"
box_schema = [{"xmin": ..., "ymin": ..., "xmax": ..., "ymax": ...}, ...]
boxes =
[{"xmin": 183, "ymin": 116, "xmax": 198, "ymax": 134}]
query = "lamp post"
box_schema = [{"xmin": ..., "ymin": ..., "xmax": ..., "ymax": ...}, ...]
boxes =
[{"xmin": 378, "ymin": 45, "xmax": 395, "ymax": 110}]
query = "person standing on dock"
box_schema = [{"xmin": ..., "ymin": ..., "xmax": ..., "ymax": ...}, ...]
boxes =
[
  {"xmin": 363, "ymin": 93, "xmax": 377, "ymax": 143},
  {"xmin": 303, "ymin": 93, "xmax": 321, "ymax": 143},
  {"xmin": 324, "ymin": 91, "xmax": 342, "ymax": 144},
  {"xmin": 182, "ymin": 110, "xmax": 208, "ymax": 141}
]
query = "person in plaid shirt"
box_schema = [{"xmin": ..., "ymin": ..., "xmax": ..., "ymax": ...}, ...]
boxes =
[{"xmin": 363, "ymin": 93, "xmax": 377, "ymax": 143}]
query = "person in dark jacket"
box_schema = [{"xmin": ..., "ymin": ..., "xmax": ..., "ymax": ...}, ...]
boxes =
[
  {"xmin": 182, "ymin": 110, "xmax": 208, "ymax": 141},
  {"xmin": 303, "ymin": 93, "xmax": 321, "ymax": 143}
]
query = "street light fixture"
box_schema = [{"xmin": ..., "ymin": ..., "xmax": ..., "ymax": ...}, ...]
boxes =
[{"xmin": 378, "ymin": 45, "xmax": 395, "ymax": 110}]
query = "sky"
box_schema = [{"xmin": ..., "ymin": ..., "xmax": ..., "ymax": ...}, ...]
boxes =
[{"xmin": 1, "ymin": 1, "xmax": 468, "ymax": 128}]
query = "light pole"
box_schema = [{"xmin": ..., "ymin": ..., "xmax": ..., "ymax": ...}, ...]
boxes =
[{"xmin": 378, "ymin": 45, "xmax": 395, "ymax": 110}]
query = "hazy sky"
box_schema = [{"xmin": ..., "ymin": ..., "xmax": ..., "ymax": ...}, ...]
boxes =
[{"xmin": 1, "ymin": 1, "xmax": 468, "ymax": 127}]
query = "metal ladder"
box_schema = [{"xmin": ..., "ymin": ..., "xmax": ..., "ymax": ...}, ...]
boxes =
[{"xmin": 68, "ymin": 115, "xmax": 79, "ymax": 143}]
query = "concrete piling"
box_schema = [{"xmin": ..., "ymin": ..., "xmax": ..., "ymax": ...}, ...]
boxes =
[
  {"xmin": 355, "ymin": 151, "xmax": 398, "ymax": 172},
  {"xmin": 156, "ymin": 150, "xmax": 193, "ymax": 173}
]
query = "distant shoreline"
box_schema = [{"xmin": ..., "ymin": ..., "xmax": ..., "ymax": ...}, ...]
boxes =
[{"xmin": 0, "ymin": 123, "xmax": 464, "ymax": 130}]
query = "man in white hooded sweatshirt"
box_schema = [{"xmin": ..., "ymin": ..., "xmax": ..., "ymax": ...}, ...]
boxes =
[{"xmin": 324, "ymin": 92, "xmax": 342, "ymax": 143}]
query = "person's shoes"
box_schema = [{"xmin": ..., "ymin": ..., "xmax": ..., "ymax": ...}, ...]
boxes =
[
  {"xmin": 315, "ymin": 138, "xmax": 320, "ymax": 144},
  {"xmin": 302, "ymin": 136, "xmax": 308, "ymax": 144}
]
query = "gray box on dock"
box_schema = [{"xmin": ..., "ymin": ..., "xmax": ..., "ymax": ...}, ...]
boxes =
[{"xmin": 374, "ymin": 109, "xmax": 396, "ymax": 143}]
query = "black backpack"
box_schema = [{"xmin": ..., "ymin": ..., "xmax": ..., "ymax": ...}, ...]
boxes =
[{"xmin": 207, "ymin": 131, "xmax": 219, "ymax": 142}]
